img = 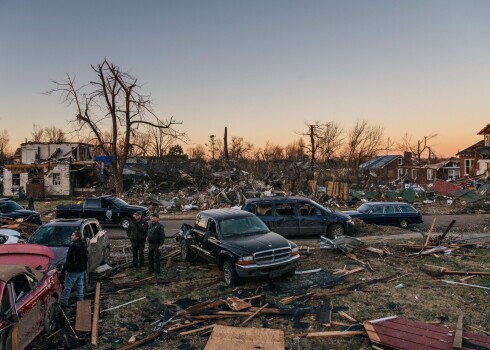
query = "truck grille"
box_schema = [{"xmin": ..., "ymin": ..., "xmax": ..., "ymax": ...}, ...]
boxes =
[{"xmin": 254, "ymin": 247, "xmax": 291, "ymax": 265}]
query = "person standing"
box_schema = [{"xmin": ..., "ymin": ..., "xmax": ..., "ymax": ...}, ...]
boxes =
[
  {"xmin": 61, "ymin": 231, "xmax": 88, "ymax": 307},
  {"xmin": 147, "ymin": 212, "xmax": 165, "ymax": 274},
  {"xmin": 126, "ymin": 211, "xmax": 148, "ymax": 268},
  {"xmin": 27, "ymin": 193, "xmax": 35, "ymax": 210}
]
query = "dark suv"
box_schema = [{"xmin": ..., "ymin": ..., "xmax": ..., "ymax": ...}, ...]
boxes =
[
  {"xmin": 0, "ymin": 198, "xmax": 42, "ymax": 225},
  {"xmin": 242, "ymin": 196, "xmax": 354, "ymax": 238},
  {"xmin": 177, "ymin": 209, "xmax": 299, "ymax": 287}
]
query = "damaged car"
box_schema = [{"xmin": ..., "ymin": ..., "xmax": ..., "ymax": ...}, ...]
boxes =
[
  {"xmin": 0, "ymin": 229, "xmax": 23, "ymax": 245},
  {"xmin": 0, "ymin": 199, "xmax": 42, "ymax": 225},
  {"xmin": 0, "ymin": 244, "xmax": 62, "ymax": 350},
  {"xmin": 177, "ymin": 209, "xmax": 299, "ymax": 287}
]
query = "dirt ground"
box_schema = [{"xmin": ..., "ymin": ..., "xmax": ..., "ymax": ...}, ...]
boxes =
[{"xmin": 28, "ymin": 227, "xmax": 490, "ymax": 350}]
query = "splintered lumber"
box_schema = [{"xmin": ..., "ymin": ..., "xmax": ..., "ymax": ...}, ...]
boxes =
[
  {"xmin": 75, "ymin": 300, "xmax": 92, "ymax": 332},
  {"xmin": 225, "ymin": 296, "xmax": 252, "ymax": 311},
  {"xmin": 423, "ymin": 218, "xmax": 437, "ymax": 249},
  {"xmin": 167, "ymin": 320, "xmax": 207, "ymax": 332},
  {"xmin": 204, "ymin": 325, "xmax": 284, "ymax": 350},
  {"xmin": 279, "ymin": 292, "xmax": 313, "ymax": 305},
  {"xmin": 117, "ymin": 331, "xmax": 164, "ymax": 350},
  {"xmin": 180, "ymin": 324, "xmax": 215, "ymax": 336},
  {"xmin": 424, "ymin": 264, "xmax": 490, "ymax": 276},
  {"xmin": 453, "ymin": 315, "xmax": 463, "ymax": 349},
  {"xmin": 306, "ymin": 331, "xmax": 364, "ymax": 338},
  {"xmin": 365, "ymin": 247, "xmax": 386, "ymax": 255},
  {"xmin": 441, "ymin": 280, "xmax": 490, "ymax": 290},
  {"xmin": 239, "ymin": 303, "xmax": 269, "ymax": 326},
  {"xmin": 338, "ymin": 311, "xmax": 358, "ymax": 323},
  {"xmin": 438, "ymin": 219, "xmax": 456, "ymax": 244},
  {"xmin": 334, "ymin": 267, "xmax": 365, "ymax": 276},
  {"xmin": 90, "ymin": 282, "xmax": 101, "ymax": 346},
  {"xmin": 184, "ymin": 299, "xmax": 226, "ymax": 315}
]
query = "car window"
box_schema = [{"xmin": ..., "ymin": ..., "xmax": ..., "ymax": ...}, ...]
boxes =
[
  {"xmin": 0, "ymin": 201, "xmax": 23, "ymax": 213},
  {"xmin": 384, "ymin": 206, "xmax": 395, "ymax": 214},
  {"xmin": 299, "ymin": 203, "xmax": 321, "ymax": 216},
  {"xmin": 220, "ymin": 216, "xmax": 269, "ymax": 238},
  {"xmin": 275, "ymin": 203, "xmax": 295, "ymax": 216},
  {"xmin": 370, "ymin": 206, "xmax": 383, "ymax": 214},
  {"xmin": 85, "ymin": 199, "xmax": 101, "ymax": 209},
  {"xmin": 83, "ymin": 225, "xmax": 94, "ymax": 239},
  {"xmin": 254, "ymin": 204, "xmax": 273, "ymax": 216},
  {"xmin": 89, "ymin": 223, "xmax": 101, "ymax": 236},
  {"xmin": 11, "ymin": 275, "xmax": 32, "ymax": 302},
  {"xmin": 357, "ymin": 204, "xmax": 372, "ymax": 213},
  {"xmin": 195, "ymin": 215, "xmax": 207, "ymax": 230},
  {"xmin": 207, "ymin": 219, "xmax": 218, "ymax": 237},
  {"xmin": 399, "ymin": 205, "xmax": 417, "ymax": 213},
  {"xmin": 0, "ymin": 287, "xmax": 12, "ymax": 315},
  {"xmin": 30, "ymin": 225, "xmax": 78, "ymax": 246},
  {"xmin": 101, "ymin": 200, "xmax": 113, "ymax": 209}
]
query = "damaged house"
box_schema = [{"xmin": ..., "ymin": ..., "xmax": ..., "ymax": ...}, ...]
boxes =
[
  {"xmin": 457, "ymin": 123, "xmax": 490, "ymax": 178},
  {"xmin": 3, "ymin": 142, "xmax": 99, "ymax": 197}
]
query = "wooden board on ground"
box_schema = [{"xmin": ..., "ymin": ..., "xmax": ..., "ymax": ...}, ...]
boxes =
[
  {"xmin": 204, "ymin": 325, "xmax": 284, "ymax": 350},
  {"xmin": 75, "ymin": 300, "xmax": 92, "ymax": 332},
  {"xmin": 225, "ymin": 296, "xmax": 252, "ymax": 311},
  {"xmin": 363, "ymin": 316, "xmax": 490, "ymax": 350}
]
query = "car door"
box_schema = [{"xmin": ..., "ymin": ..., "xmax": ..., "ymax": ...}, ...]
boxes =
[
  {"xmin": 192, "ymin": 215, "xmax": 213, "ymax": 261},
  {"xmin": 202, "ymin": 218, "xmax": 222, "ymax": 263},
  {"xmin": 273, "ymin": 201, "xmax": 299, "ymax": 236},
  {"xmin": 365, "ymin": 205, "xmax": 384, "ymax": 224},
  {"xmin": 89, "ymin": 222, "xmax": 106, "ymax": 267},
  {"xmin": 382, "ymin": 205, "xmax": 398, "ymax": 225},
  {"xmin": 250, "ymin": 203, "xmax": 274, "ymax": 231},
  {"xmin": 8, "ymin": 274, "xmax": 42, "ymax": 350},
  {"xmin": 82, "ymin": 224, "xmax": 97, "ymax": 273},
  {"xmin": 298, "ymin": 201, "xmax": 325, "ymax": 235}
]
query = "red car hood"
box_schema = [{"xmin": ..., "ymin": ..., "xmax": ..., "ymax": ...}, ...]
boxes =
[{"xmin": 0, "ymin": 243, "xmax": 55, "ymax": 272}]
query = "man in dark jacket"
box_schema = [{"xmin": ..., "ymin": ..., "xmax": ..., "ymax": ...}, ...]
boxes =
[
  {"xmin": 61, "ymin": 230, "xmax": 88, "ymax": 306},
  {"xmin": 147, "ymin": 212, "xmax": 165, "ymax": 274},
  {"xmin": 126, "ymin": 211, "xmax": 148, "ymax": 268}
]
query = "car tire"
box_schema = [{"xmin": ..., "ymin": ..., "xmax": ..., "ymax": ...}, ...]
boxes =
[
  {"xmin": 399, "ymin": 219, "xmax": 409, "ymax": 229},
  {"xmin": 120, "ymin": 217, "xmax": 131, "ymax": 230},
  {"xmin": 44, "ymin": 297, "xmax": 59, "ymax": 334},
  {"xmin": 326, "ymin": 223, "xmax": 345, "ymax": 239},
  {"xmin": 223, "ymin": 260, "xmax": 240, "ymax": 287},
  {"xmin": 180, "ymin": 240, "xmax": 195, "ymax": 261}
]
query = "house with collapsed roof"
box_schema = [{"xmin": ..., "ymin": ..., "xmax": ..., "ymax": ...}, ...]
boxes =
[
  {"xmin": 3, "ymin": 142, "xmax": 100, "ymax": 197},
  {"xmin": 360, "ymin": 152, "xmax": 460, "ymax": 186},
  {"xmin": 456, "ymin": 124, "xmax": 490, "ymax": 178}
]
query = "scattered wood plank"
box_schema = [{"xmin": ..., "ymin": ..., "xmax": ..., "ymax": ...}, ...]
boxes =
[
  {"xmin": 338, "ymin": 311, "xmax": 358, "ymax": 323},
  {"xmin": 90, "ymin": 282, "xmax": 101, "ymax": 346},
  {"xmin": 453, "ymin": 315, "xmax": 463, "ymax": 349},
  {"xmin": 75, "ymin": 300, "xmax": 92, "ymax": 332},
  {"xmin": 204, "ymin": 325, "xmax": 284, "ymax": 350},
  {"xmin": 117, "ymin": 331, "xmax": 164, "ymax": 350},
  {"xmin": 438, "ymin": 219, "xmax": 456, "ymax": 244},
  {"xmin": 225, "ymin": 296, "xmax": 252, "ymax": 311},
  {"xmin": 317, "ymin": 299, "xmax": 333, "ymax": 327},
  {"xmin": 179, "ymin": 324, "xmax": 215, "ymax": 336},
  {"xmin": 239, "ymin": 303, "xmax": 269, "ymax": 326},
  {"xmin": 279, "ymin": 292, "xmax": 313, "ymax": 305},
  {"xmin": 167, "ymin": 320, "xmax": 207, "ymax": 332},
  {"xmin": 365, "ymin": 247, "xmax": 386, "ymax": 255},
  {"xmin": 424, "ymin": 264, "xmax": 490, "ymax": 276},
  {"xmin": 289, "ymin": 330, "xmax": 364, "ymax": 338},
  {"xmin": 423, "ymin": 217, "xmax": 437, "ymax": 250}
]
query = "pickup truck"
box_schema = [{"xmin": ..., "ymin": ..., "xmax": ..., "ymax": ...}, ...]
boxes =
[
  {"xmin": 176, "ymin": 209, "xmax": 300, "ymax": 287},
  {"xmin": 54, "ymin": 195, "xmax": 148, "ymax": 229}
]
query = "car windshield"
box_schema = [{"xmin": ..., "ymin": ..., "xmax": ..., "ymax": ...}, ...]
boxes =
[
  {"xmin": 112, "ymin": 198, "xmax": 128, "ymax": 207},
  {"xmin": 29, "ymin": 225, "xmax": 79, "ymax": 246},
  {"xmin": 0, "ymin": 201, "xmax": 24, "ymax": 213},
  {"xmin": 220, "ymin": 216, "xmax": 270, "ymax": 238},
  {"xmin": 357, "ymin": 204, "xmax": 372, "ymax": 213}
]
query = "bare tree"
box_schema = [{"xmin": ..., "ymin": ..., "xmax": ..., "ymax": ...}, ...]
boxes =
[
  {"xmin": 396, "ymin": 132, "xmax": 439, "ymax": 163},
  {"xmin": 260, "ymin": 142, "xmax": 285, "ymax": 161},
  {"xmin": 285, "ymin": 138, "xmax": 306, "ymax": 161},
  {"xmin": 316, "ymin": 121, "xmax": 344, "ymax": 163},
  {"xmin": 206, "ymin": 135, "xmax": 219, "ymax": 160},
  {"xmin": 44, "ymin": 126, "xmax": 66, "ymax": 143},
  {"xmin": 0, "ymin": 130, "xmax": 10, "ymax": 164},
  {"xmin": 31, "ymin": 124, "xmax": 44, "ymax": 142},
  {"xmin": 188, "ymin": 144, "xmax": 206, "ymax": 160},
  {"xmin": 229, "ymin": 136, "xmax": 253, "ymax": 160},
  {"xmin": 47, "ymin": 59, "xmax": 185, "ymax": 195}
]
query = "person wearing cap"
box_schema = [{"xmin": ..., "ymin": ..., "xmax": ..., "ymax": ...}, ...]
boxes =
[
  {"xmin": 126, "ymin": 211, "xmax": 148, "ymax": 268},
  {"xmin": 147, "ymin": 212, "xmax": 165, "ymax": 274}
]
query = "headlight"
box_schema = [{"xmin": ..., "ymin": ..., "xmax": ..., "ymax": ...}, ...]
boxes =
[
  {"xmin": 291, "ymin": 247, "xmax": 299, "ymax": 256},
  {"xmin": 238, "ymin": 256, "xmax": 255, "ymax": 265}
]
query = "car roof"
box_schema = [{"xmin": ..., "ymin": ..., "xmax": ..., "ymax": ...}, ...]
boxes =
[
  {"xmin": 200, "ymin": 209, "xmax": 255, "ymax": 220},
  {"xmin": 361, "ymin": 202, "xmax": 413, "ymax": 206},
  {"xmin": 244, "ymin": 196, "xmax": 312, "ymax": 204},
  {"xmin": 0, "ymin": 264, "xmax": 43, "ymax": 283}
]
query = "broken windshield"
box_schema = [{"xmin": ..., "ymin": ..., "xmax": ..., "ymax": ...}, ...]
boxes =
[{"xmin": 29, "ymin": 225, "xmax": 78, "ymax": 246}]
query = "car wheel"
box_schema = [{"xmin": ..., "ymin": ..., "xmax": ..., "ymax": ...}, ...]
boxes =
[
  {"xmin": 102, "ymin": 247, "xmax": 111, "ymax": 265},
  {"xmin": 399, "ymin": 219, "xmax": 409, "ymax": 229},
  {"xmin": 44, "ymin": 297, "xmax": 59, "ymax": 334},
  {"xmin": 327, "ymin": 223, "xmax": 345, "ymax": 239},
  {"xmin": 222, "ymin": 260, "xmax": 240, "ymax": 287},
  {"xmin": 120, "ymin": 217, "xmax": 131, "ymax": 230},
  {"xmin": 180, "ymin": 240, "xmax": 195, "ymax": 261}
]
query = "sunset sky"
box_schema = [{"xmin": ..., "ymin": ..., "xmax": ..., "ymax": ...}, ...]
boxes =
[{"xmin": 1, "ymin": 1, "xmax": 489, "ymax": 157}]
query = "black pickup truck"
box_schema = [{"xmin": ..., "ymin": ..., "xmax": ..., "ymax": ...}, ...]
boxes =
[
  {"xmin": 176, "ymin": 209, "xmax": 299, "ymax": 287},
  {"xmin": 54, "ymin": 195, "xmax": 148, "ymax": 229}
]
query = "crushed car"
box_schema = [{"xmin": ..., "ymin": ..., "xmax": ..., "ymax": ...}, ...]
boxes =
[
  {"xmin": 0, "ymin": 244, "xmax": 62, "ymax": 350},
  {"xmin": 0, "ymin": 198, "xmax": 42, "ymax": 225},
  {"xmin": 28, "ymin": 218, "xmax": 110, "ymax": 282},
  {"xmin": 177, "ymin": 209, "xmax": 299, "ymax": 287}
]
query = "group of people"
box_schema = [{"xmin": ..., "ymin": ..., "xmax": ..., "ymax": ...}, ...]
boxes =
[
  {"xmin": 126, "ymin": 211, "xmax": 166, "ymax": 274},
  {"xmin": 60, "ymin": 211, "xmax": 165, "ymax": 307}
]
